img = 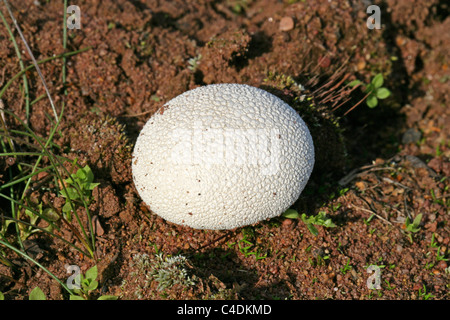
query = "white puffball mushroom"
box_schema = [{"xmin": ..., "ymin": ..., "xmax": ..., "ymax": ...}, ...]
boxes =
[{"xmin": 132, "ymin": 83, "xmax": 314, "ymax": 230}]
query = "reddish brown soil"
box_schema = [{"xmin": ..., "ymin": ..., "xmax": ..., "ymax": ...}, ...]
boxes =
[{"xmin": 0, "ymin": 0, "xmax": 448, "ymax": 300}]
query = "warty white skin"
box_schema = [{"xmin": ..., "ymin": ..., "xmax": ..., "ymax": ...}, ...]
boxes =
[{"xmin": 132, "ymin": 83, "xmax": 315, "ymax": 230}]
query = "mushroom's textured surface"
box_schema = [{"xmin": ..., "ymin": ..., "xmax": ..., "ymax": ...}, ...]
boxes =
[{"xmin": 132, "ymin": 84, "xmax": 314, "ymax": 229}]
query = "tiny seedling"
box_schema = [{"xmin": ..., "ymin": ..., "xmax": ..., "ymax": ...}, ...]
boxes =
[
  {"xmin": 430, "ymin": 188, "xmax": 444, "ymax": 206},
  {"xmin": 1, "ymin": 202, "xmax": 59, "ymax": 243},
  {"xmin": 69, "ymin": 265, "xmax": 117, "ymax": 300},
  {"xmin": 425, "ymin": 261, "xmax": 435, "ymax": 270},
  {"xmin": 60, "ymin": 164, "xmax": 100, "ymax": 220},
  {"xmin": 436, "ymin": 247, "xmax": 449, "ymax": 263},
  {"xmin": 281, "ymin": 209, "xmax": 300, "ymax": 219},
  {"xmin": 236, "ymin": 234, "xmax": 267, "ymax": 260},
  {"xmin": 29, "ymin": 286, "xmax": 46, "ymax": 300},
  {"xmin": 20, "ymin": 206, "xmax": 41, "ymax": 240},
  {"xmin": 282, "ymin": 209, "xmax": 336, "ymax": 236},
  {"xmin": 418, "ymin": 285, "xmax": 435, "ymax": 300},
  {"xmin": 187, "ymin": 54, "xmax": 202, "ymax": 72},
  {"xmin": 301, "ymin": 211, "xmax": 336, "ymax": 236},
  {"xmin": 340, "ymin": 258, "xmax": 352, "ymax": 275},
  {"xmin": 363, "ymin": 213, "xmax": 375, "ymax": 226},
  {"xmin": 384, "ymin": 279, "xmax": 395, "ymax": 290},
  {"xmin": 404, "ymin": 213, "xmax": 422, "ymax": 242},
  {"xmin": 348, "ymin": 73, "xmax": 391, "ymax": 109},
  {"xmin": 429, "ymin": 233, "xmax": 439, "ymax": 248},
  {"xmin": 20, "ymin": 204, "xmax": 58, "ymax": 240}
]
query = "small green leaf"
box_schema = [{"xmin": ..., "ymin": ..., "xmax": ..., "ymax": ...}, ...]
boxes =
[
  {"xmin": 65, "ymin": 174, "xmax": 76, "ymax": 185},
  {"xmin": 70, "ymin": 295, "xmax": 86, "ymax": 300},
  {"xmin": 29, "ymin": 287, "xmax": 46, "ymax": 300},
  {"xmin": 85, "ymin": 265, "xmax": 98, "ymax": 282},
  {"xmin": 282, "ymin": 209, "xmax": 300, "ymax": 219},
  {"xmin": 413, "ymin": 214, "xmax": 423, "ymax": 228},
  {"xmin": 366, "ymin": 94, "xmax": 378, "ymax": 108},
  {"xmin": 60, "ymin": 187, "xmax": 79, "ymax": 200},
  {"xmin": 43, "ymin": 208, "xmax": 60, "ymax": 222},
  {"xmin": 306, "ymin": 223, "xmax": 319, "ymax": 236},
  {"xmin": 376, "ymin": 88, "xmax": 391, "ymax": 99},
  {"xmin": 323, "ymin": 219, "xmax": 337, "ymax": 228},
  {"xmin": 98, "ymin": 295, "xmax": 119, "ymax": 300},
  {"xmin": 85, "ymin": 280, "xmax": 99, "ymax": 292},
  {"xmin": 0, "ymin": 292, "xmax": 4, "ymax": 300},
  {"xmin": 348, "ymin": 80, "xmax": 362, "ymax": 87},
  {"xmin": 76, "ymin": 168, "xmax": 87, "ymax": 181},
  {"xmin": 364, "ymin": 83, "xmax": 375, "ymax": 93},
  {"xmin": 25, "ymin": 209, "xmax": 33, "ymax": 219},
  {"xmin": 87, "ymin": 182, "xmax": 100, "ymax": 190},
  {"xmin": 62, "ymin": 201, "xmax": 72, "ymax": 213},
  {"xmin": 371, "ymin": 73, "xmax": 384, "ymax": 88},
  {"xmin": 84, "ymin": 165, "xmax": 95, "ymax": 183}
]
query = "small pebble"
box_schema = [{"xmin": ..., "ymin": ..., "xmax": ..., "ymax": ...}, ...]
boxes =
[
  {"xmin": 282, "ymin": 218, "xmax": 293, "ymax": 227},
  {"xmin": 279, "ymin": 17, "xmax": 294, "ymax": 31},
  {"xmin": 402, "ymin": 128, "xmax": 422, "ymax": 144},
  {"xmin": 357, "ymin": 60, "xmax": 366, "ymax": 71},
  {"xmin": 412, "ymin": 283, "xmax": 423, "ymax": 291},
  {"xmin": 319, "ymin": 56, "xmax": 331, "ymax": 68},
  {"xmin": 437, "ymin": 259, "xmax": 447, "ymax": 270}
]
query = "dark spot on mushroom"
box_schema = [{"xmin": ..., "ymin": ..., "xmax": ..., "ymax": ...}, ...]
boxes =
[
  {"xmin": 278, "ymin": 134, "xmax": 281, "ymax": 139},
  {"xmin": 273, "ymin": 192, "xmax": 277, "ymax": 195},
  {"xmin": 198, "ymin": 193, "xmax": 201, "ymax": 196},
  {"xmin": 134, "ymin": 159, "xmax": 138, "ymax": 165},
  {"xmin": 188, "ymin": 212, "xmax": 193, "ymax": 215}
]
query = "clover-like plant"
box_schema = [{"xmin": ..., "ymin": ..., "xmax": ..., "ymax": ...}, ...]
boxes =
[
  {"xmin": 282, "ymin": 209, "xmax": 336, "ymax": 236},
  {"xmin": 70, "ymin": 265, "xmax": 117, "ymax": 300},
  {"xmin": 349, "ymin": 73, "xmax": 391, "ymax": 108},
  {"xmin": 404, "ymin": 213, "xmax": 422, "ymax": 243},
  {"xmin": 60, "ymin": 165, "xmax": 99, "ymax": 221},
  {"xmin": 405, "ymin": 213, "xmax": 422, "ymax": 234}
]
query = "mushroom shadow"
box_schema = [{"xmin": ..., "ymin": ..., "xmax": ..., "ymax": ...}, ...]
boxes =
[{"xmin": 183, "ymin": 247, "xmax": 293, "ymax": 300}]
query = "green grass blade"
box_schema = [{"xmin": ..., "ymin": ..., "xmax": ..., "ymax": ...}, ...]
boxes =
[
  {"xmin": 0, "ymin": 213, "xmax": 91, "ymax": 257},
  {"xmin": 3, "ymin": 109, "xmax": 95, "ymax": 257},
  {"xmin": 0, "ymin": 8, "xmax": 30, "ymax": 123},
  {"xmin": 0, "ymin": 164, "xmax": 52, "ymax": 190},
  {"xmin": 0, "ymin": 237, "xmax": 73, "ymax": 295},
  {"xmin": 0, "ymin": 46, "xmax": 91, "ymax": 100}
]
